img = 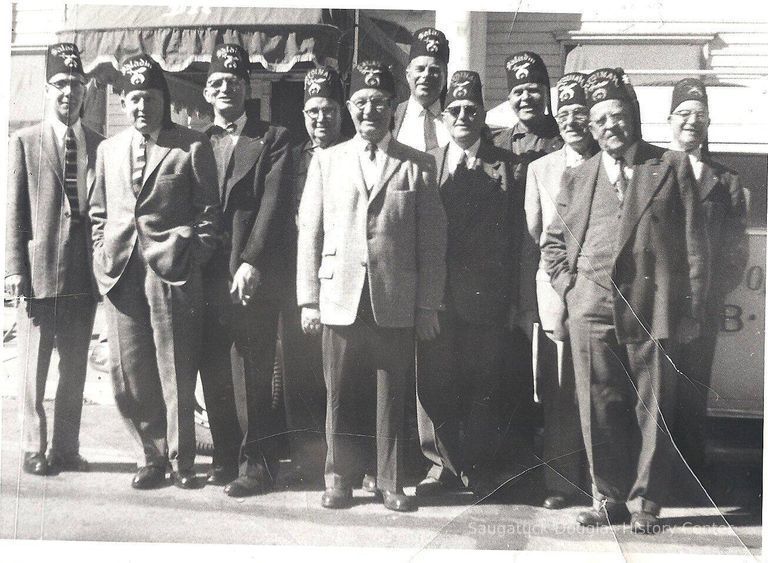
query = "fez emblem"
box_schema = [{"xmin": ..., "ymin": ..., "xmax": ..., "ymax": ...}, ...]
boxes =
[
  {"xmin": 308, "ymin": 82, "xmax": 322, "ymax": 96},
  {"xmin": 126, "ymin": 67, "xmax": 148, "ymax": 85},
  {"xmin": 364, "ymin": 72, "xmax": 381, "ymax": 87},
  {"xmin": 559, "ymin": 83, "xmax": 576, "ymax": 101},
  {"xmin": 61, "ymin": 53, "xmax": 79, "ymax": 68},
  {"xmin": 592, "ymin": 88, "xmax": 607, "ymax": 101},
  {"xmin": 425, "ymin": 38, "xmax": 439, "ymax": 53},
  {"xmin": 453, "ymin": 79, "xmax": 471, "ymax": 98},
  {"xmin": 687, "ymin": 85, "xmax": 704, "ymax": 97},
  {"xmin": 514, "ymin": 62, "xmax": 531, "ymax": 80},
  {"xmin": 223, "ymin": 54, "xmax": 240, "ymax": 69}
]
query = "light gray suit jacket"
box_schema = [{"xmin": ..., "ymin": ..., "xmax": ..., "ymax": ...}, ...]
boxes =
[{"xmin": 296, "ymin": 137, "xmax": 447, "ymax": 327}]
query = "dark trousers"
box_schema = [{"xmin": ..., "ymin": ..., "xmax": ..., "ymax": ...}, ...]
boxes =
[
  {"xmin": 567, "ymin": 279, "xmax": 678, "ymax": 514},
  {"xmin": 17, "ymin": 294, "xmax": 97, "ymax": 456},
  {"xmin": 105, "ymin": 247, "xmax": 202, "ymax": 472},
  {"xmin": 230, "ymin": 298, "xmax": 281, "ymax": 482},
  {"xmin": 198, "ymin": 272, "xmax": 243, "ymax": 468},
  {"xmin": 322, "ymin": 317, "xmax": 413, "ymax": 493},
  {"xmin": 534, "ymin": 326, "xmax": 586, "ymax": 496},
  {"xmin": 416, "ymin": 311, "xmax": 504, "ymax": 481}
]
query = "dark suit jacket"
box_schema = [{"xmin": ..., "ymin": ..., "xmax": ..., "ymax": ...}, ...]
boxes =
[
  {"xmin": 542, "ymin": 140, "xmax": 709, "ymax": 343},
  {"xmin": 430, "ymin": 140, "xmax": 520, "ymax": 326},
  {"xmin": 89, "ymin": 124, "xmax": 222, "ymax": 295},
  {"xmin": 390, "ymin": 101, "xmax": 408, "ymax": 139},
  {"xmin": 205, "ymin": 114, "xmax": 292, "ymax": 300},
  {"xmin": 697, "ymin": 156, "xmax": 748, "ymax": 306},
  {"xmin": 6, "ymin": 122, "xmax": 103, "ymax": 298}
]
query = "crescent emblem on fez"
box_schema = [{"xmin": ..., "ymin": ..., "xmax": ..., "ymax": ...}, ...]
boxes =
[
  {"xmin": 365, "ymin": 73, "xmax": 381, "ymax": 87},
  {"xmin": 224, "ymin": 54, "xmax": 239, "ymax": 69},
  {"xmin": 425, "ymin": 38, "xmax": 439, "ymax": 53},
  {"xmin": 688, "ymin": 85, "xmax": 703, "ymax": 97},
  {"xmin": 62, "ymin": 54, "xmax": 78, "ymax": 68},
  {"xmin": 592, "ymin": 88, "xmax": 607, "ymax": 101},
  {"xmin": 515, "ymin": 62, "xmax": 531, "ymax": 80},
  {"xmin": 308, "ymin": 82, "xmax": 322, "ymax": 96},
  {"xmin": 559, "ymin": 83, "xmax": 575, "ymax": 100}
]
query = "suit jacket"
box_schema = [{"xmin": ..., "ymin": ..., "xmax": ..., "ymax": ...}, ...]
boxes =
[
  {"xmin": 204, "ymin": 115, "xmax": 292, "ymax": 300},
  {"xmin": 297, "ymin": 137, "xmax": 447, "ymax": 327},
  {"xmin": 697, "ymin": 155, "xmax": 748, "ymax": 306},
  {"xmin": 542, "ymin": 140, "xmax": 709, "ymax": 343},
  {"xmin": 430, "ymin": 140, "xmax": 519, "ymax": 326},
  {"xmin": 6, "ymin": 122, "xmax": 103, "ymax": 298},
  {"xmin": 390, "ymin": 101, "xmax": 408, "ymax": 140},
  {"xmin": 89, "ymin": 124, "xmax": 222, "ymax": 295}
]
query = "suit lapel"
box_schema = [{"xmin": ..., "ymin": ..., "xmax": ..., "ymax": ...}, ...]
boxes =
[
  {"xmin": 142, "ymin": 127, "xmax": 172, "ymax": 188},
  {"xmin": 116, "ymin": 129, "xmax": 134, "ymax": 198},
  {"xmin": 391, "ymin": 102, "xmax": 406, "ymax": 139},
  {"xmin": 566, "ymin": 155, "xmax": 600, "ymax": 270},
  {"xmin": 84, "ymin": 127, "xmax": 100, "ymax": 198},
  {"xmin": 477, "ymin": 141, "xmax": 504, "ymax": 189},
  {"xmin": 369, "ymin": 141, "xmax": 402, "ymax": 203},
  {"xmin": 697, "ymin": 160, "xmax": 718, "ymax": 201},
  {"xmin": 42, "ymin": 125, "xmax": 64, "ymax": 188},
  {"xmin": 434, "ymin": 144, "xmax": 450, "ymax": 187}
]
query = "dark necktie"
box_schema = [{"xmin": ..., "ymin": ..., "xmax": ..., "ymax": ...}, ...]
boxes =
[
  {"xmin": 225, "ymin": 122, "xmax": 237, "ymax": 134},
  {"xmin": 132, "ymin": 134, "xmax": 147, "ymax": 195},
  {"xmin": 63, "ymin": 127, "xmax": 81, "ymax": 222},
  {"xmin": 365, "ymin": 142, "xmax": 377, "ymax": 162},
  {"xmin": 423, "ymin": 109, "xmax": 439, "ymax": 152},
  {"xmin": 614, "ymin": 156, "xmax": 627, "ymax": 204}
]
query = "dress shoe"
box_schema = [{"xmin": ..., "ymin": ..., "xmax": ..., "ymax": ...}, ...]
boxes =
[
  {"xmin": 630, "ymin": 511, "xmax": 661, "ymax": 534},
  {"xmin": 23, "ymin": 452, "xmax": 48, "ymax": 476},
  {"xmin": 224, "ymin": 475, "xmax": 271, "ymax": 497},
  {"xmin": 382, "ymin": 490, "xmax": 417, "ymax": 512},
  {"xmin": 361, "ymin": 474, "xmax": 377, "ymax": 493},
  {"xmin": 543, "ymin": 493, "xmax": 569, "ymax": 510},
  {"xmin": 48, "ymin": 453, "xmax": 89, "ymax": 472},
  {"xmin": 415, "ymin": 475, "xmax": 461, "ymax": 497},
  {"xmin": 321, "ymin": 487, "xmax": 353, "ymax": 509},
  {"xmin": 577, "ymin": 504, "xmax": 630, "ymax": 527},
  {"xmin": 131, "ymin": 465, "xmax": 166, "ymax": 490},
  {"xmin": 172, "ymin": 470, "xmax": 201, "ymax": 490},
  {"xmin": 206, "ymin": 464, "xmax": 238, "ymax": 486}
]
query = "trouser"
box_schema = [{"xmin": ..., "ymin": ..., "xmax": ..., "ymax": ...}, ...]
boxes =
[
  {"xmin": 534, "ymin": 325, "xmax": 586, "ymax": 496},
  {"xmin": 322, "ymin": 317, "xmax": 413, "ymax": 493},
  {"xmin": 230, "ymin": 298, "xmax": 281, "ymax": 482},
  {"xmin": 198, "ymin": 272, "xmax": 243, "ymax": 468},
  {"xmin": 280, "ymin": 285, "xmax": 326, "ymax": 468},
  {"xmin": 17, "ymin": 294, "xmax": 97, "ymax": 456},
  {"xmin": 416, "ymin": 310, "xmax": 504, "ymax": 481},
  {"xmin": 568, "ymin": 280, "xmax": 678, "ymax": 515},
  {"xmin": 105, "ymin": 246, "xmax": 202, "ymax": 473}
]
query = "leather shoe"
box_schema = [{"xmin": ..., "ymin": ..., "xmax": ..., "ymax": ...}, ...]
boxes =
[
  {"xmin": 207, "ymin": 464, "xmax": 238, "ymax": 486},
  {"xmin": 631, "ymin": 511, "xmax": 661, "ymax": 534},
  {"xmin": 224, "ymin": 475, "xmax": 271, "ymax": 497},
  {"xmin": 543, "ymin": 494, "xmax": 569, "ymax": 510},
  {"xmin": 415, "ymin": 476, "xmax": 458, "ymax": 497},
  {"xmin": 131, "ymin": 465, "xmax": 166, "ymax": 489},
  {"xmin": 321, "ymin": 487, "xmax": 353, "ymax": 509},
  {"xmin": 382, "ymin": 490, "xmax": 417, "ymax": 512},
  {"xmin": 577, "ymin": 504, "xmax": 630, "ymax": 527},
  {"xmin": 172, "ymin": 470, "xmax": 201, "ymax": 490},
  {"xmin": 361, "ymin": 474, "xmax": 377, "ymax": 493},
  {"xmin": 23, "ymin": 452, "xmax": 48, "ymax": 476},
  {"xmin": 48, "ymin": 453, "xmax": 89, "ymax": 472}
]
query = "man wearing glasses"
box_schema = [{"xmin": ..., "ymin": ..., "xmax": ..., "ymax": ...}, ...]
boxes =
[
  {"xmin": 542, "ymin": 68, "xmax": 708, "ymax": 534},
  {"xmin": 201, "ymin": 44, "xmax": 292, "ymax": 496},
  {"xmin": 6, "ymin": 43, "xmax": 103, "ymax": 476},
  {"xmin": 668, "ymin": 78, "xmax": 748, "ymax": 482},
  {"xmin": 298, "ymin": 61, "xmax": 447, "ymax": 512},
  {"xmin": 524, "ymin": 73, "xmax": 597, "ymax": 510},
  {"xmin": 280, "ymin": 66, "xmax": 347, "ymax": 482},
  {"xmin": 391, "ymin": 28, "xmax": 450, "ymax": 152},
  {"xmin": 414, "ymin": 71, "xmax": 518, "ymax": 498}
]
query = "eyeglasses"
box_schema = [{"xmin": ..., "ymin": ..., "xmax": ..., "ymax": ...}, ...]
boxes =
[
  {"xmin": 444, "ymin": 105, "xmax": 479, "ymax": 119},
  {"xmin": 351, "ymin": 97, "xmax": 390, "ymax": 111},
  {"xmin": 672, "ymin": 110, "xmax": 708, "ymax": 122},
  {"xmin": 555, "ymin": 109, "xmax": 589, "ymax": 124},
  {"xmin": 593, "ymin": 112, "xmax": 630, "ymax": 128},
  {"xmin": 49, "ymin": 78, "xmax": 86, "ymax": 91},
  {"xmin": 206, "ymin": 77, "xmax": 244, "ymax": 92},
  {"xmin": 303, "ymin": 106, "xmax": 338, "ymax": 119}
]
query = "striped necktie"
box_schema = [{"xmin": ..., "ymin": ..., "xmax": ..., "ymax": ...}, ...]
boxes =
[
  {"xmin": 63, "ymin": 127, "xmax": 81, "ymax": 222},
  {"xmin": 614, "ymin": 156, "xmax": 627, "ymax": 204},
  {"xmin": 423, "ymin": 108, "xmax": 439, "ymax": 152},
  {"xmin": 132, "ymin": 134, "xmax": 147, "ymax": 195}
]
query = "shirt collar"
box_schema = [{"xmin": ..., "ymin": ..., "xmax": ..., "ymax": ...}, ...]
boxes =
[
  {"xmin": 407, "ymin": 96, "xmax": 442, "ymax": 119},
  {"xmin": 214, "ymin": 111, "xmax": 247, "ymax": 135},
  {"xmin": 354, "ymin": 131, "xmax": 391, "ymax": 153},
  {"xmin": 448, "ymin": 137, "xmax": 481, "ymax": 166},
  {"xmin": 49, "ymin": 117, "xmax": 83, "ymax": 140},
  {"xmin": 604, "ymin": 141, "xmax": 639, "ymax": 166},
  {"xmin": 564, "ymin": 144, "xmax": 589, "ymax": 167}
]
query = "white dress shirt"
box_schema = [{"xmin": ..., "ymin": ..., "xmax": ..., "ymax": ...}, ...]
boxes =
[
  {"xmin": 396, "ymin": 97, "xmax": 450, "ymax": 151},
  {"xmin": 354, "ymin": 132, "xmax": 391, "ymax": 191},
  {"xmin": 49, "ymin": 117, "xmax": 87, "ymax": 215},
  {"xmin": 213, "ymin": 111, "xmax": 248, "ymax": 147},
  {"xmin": 564, "ymin": 144, "xmax": 588, "ymax": 169},
  {"xmin": 131, "ymin": 127, "xmax": 161, "ymax": 183},
  {"xmin": 602, "ymin": 141, "xmax": 638, "ymax": 186},
  {"xmin": 446, "ymin": 138, "xmax": 481, "ymax": 174}
]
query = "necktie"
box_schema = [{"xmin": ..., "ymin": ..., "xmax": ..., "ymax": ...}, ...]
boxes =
[
  {"xmin": 225, "ymin": 122, "xmax": 237, "ymax": 134},
  {"xmin": 455, "ymin": 150, "xmax": 468, "ymax": 175},
  {"xmin": 63, "ymin": 127, "xmax": 81, "ymax": 221},
  {"xmin": 132, "ymin": 135, "xmax": 147, "ymax": 195},
  {"xmin": 614, "ymin": 156, "xmax": 627, "ymax": 204},
  {"xmin": 423, "ymin": 109, "xmax": 439, "ymax": 152},
  {"xmin": 365, "ymin": 142, "xmax": 377, "ymax": 162}
]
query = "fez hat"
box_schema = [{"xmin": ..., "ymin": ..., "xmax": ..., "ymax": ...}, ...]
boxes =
[
  {"xmin": 409, "ymin": 28, "xmax": 450, "ymax": 64},
  {"xmin": 445, "ymin": 70, "xmax": 483, "ymax": 107},
  {"xmin": 670, "ymin": 77, "xmax": 708, "ymax": 113},
  {"xmin": 46, "ymin": 43, "xmax": 84, "ymax": 81},
  {"xmin": 304, "ymin": 66, "xmax": 345, "ymax": 105},
  {"xmin": 505, "ymin": 51, "xmax": 550, "ymax": 91},
  {"xmin": 349, "ymin": 61, "xmax": 396, "ymax": 97},
  {"xmin": 555, "ymin": 72, "xmax": 588, "ymax": 110},
  {"xmin": 208, "ymin": 43, "xmax": 250, "ymax": 82}
]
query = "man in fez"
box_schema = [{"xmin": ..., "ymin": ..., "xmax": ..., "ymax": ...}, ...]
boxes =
[
  {"xmin": 6, "ymin": 43, "xmax": 103, "ymax": 476},
  {"xmin": 90, "ymin": 54, "xmax": 222, "ymax": 490},
  {"xmin": 542, "ymin": 68, "xmax": 708, "ymax": 533},
  {"xmin": 201, "ymin": 43, "xmax": 292, "ymax": 496},
  {"xmin": 298, "ymin": 61, "xmax": 447, "ymax": 512}
]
